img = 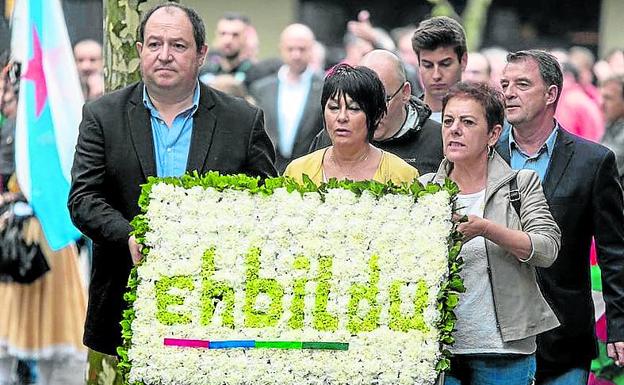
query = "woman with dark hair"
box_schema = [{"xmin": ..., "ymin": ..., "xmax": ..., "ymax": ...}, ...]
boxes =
[
  {"xmin": 284, "ymin": 63, "xmax": 417, "ymax": 183},
  {"xmin": 420, "ymin": 82, "xmax": 561, "ymax": 384}
]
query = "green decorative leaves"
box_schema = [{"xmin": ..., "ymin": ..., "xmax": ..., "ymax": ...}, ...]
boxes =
[
  {"xmin": 347, "ymin": 255, "xmax": 381, "ymax": 334},
  {"xmin": 389, "ymin": 280, "xmax": 430, "ymax": 333},
  {"xmin": 155, "ymin": 276, "xmax": 194, "ymax": 325},
  {"xmin": 313, "ymin": 256, "xmax": 339, "ymax": 332},
  {"xmin": 243, "ymin": 247, "xmax": 285, "ymax": 328}
]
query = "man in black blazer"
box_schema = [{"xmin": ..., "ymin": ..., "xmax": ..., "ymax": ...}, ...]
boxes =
[
  {"xmin": 68, "ymin": 3, "xmax": 276, "ymax": 359},
  {"xmin": 496, "ymin": 50, "xmax": 624, "ymax": 384},
  {"xmin": 250, "ymin": 23, "xmax": 323, "ymax": 172}
]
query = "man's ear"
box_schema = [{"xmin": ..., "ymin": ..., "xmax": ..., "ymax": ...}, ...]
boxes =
[
  {"xmin": 198, "ymin": 44, "xmax": 208, "ymax": 66},
  {"xmin": 400, "ymin": 81, "xmax": 411, "ymax": 102},
  {"xmin": 489, "ymin": 124, "xmax": 502, "ymax": 146},
  {"xmin": 136, "ymin": 41, "xmax": 143, "ymax": 55},
  {"xmin": 545, "ymin": 84, "xmax": 559, "ymax": 106}
]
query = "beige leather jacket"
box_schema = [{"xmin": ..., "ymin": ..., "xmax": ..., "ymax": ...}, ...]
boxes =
[{"xmin": 422, "ymin": 152, "xmax": 561, "ymax": 342}]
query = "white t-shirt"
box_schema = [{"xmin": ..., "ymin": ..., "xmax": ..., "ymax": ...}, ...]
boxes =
[{"xmin": 450, "ymin": 189, "xmax": 535, "ymax": 355}]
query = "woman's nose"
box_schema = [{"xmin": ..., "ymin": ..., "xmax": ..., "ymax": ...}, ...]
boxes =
[{"xmin": 337, "ymin": 107, "xmax": 348, "ymax": 121}]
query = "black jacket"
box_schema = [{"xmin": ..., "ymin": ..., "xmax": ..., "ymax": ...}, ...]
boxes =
[
  {"xmin": 308, "ymin": 96, "xmax": 443, "ymax": 175},
  {"xmin": 68, "ymin": 82, "xmax": 277, "ymax": 355},
  {"xmin": 496, "ymin": 125, "xmax": 624, "ymax": 372}
]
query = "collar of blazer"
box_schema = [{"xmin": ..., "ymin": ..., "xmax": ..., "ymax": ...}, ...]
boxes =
[
  {"xmin": 496, "ymin": 123, "xmax": 574, "ymax": 200},
  {"xmin": 127, "ymin": 82, "xmax": 218, "ymax": 179}
]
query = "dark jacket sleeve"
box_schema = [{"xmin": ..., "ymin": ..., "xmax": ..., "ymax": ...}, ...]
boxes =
[
  {"xmin": 67, "ymin": 103, "xmax": 133, "ymax": 246},
  {"xmin": 245, "ymin": 107, "xmax": 278, "ymax": 179},
  {"xmin": 593, "ymin": 150, "xmax": 624, "ymax": 343}
]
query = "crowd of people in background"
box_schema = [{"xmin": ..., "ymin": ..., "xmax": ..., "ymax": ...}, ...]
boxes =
[{"xmin": 0, "ymin": 2, "xmax": 624, "ymax": 385}]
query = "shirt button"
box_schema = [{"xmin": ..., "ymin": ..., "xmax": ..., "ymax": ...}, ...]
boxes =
[{"xmin": 167, "ymin": 148, "xmax": 172, "ymax": 153}]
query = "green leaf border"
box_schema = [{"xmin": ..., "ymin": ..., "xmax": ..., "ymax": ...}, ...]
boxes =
[{"xmin": 118, "ymin": 171, "xmax": 464, "ymax": 384}]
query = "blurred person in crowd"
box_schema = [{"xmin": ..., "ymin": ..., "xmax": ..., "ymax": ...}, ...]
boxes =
[
  {"xmin": 0, "ymin": 62, "xmax": 86, "ymax": 385},
  {"xmin": 250, "ymin": 23, "xmax": 323, "ymax": 172},
  {"xmin": 73, "ymin": 39, "xmax": 104, "ymax": 101},
  {"xmin": 309, "ymin": 40, "xmax": 326, "ymax": 75},
  {"xmin": 600, "ymin": 74, "xmax": 624, "ymax": 181},
  {"xmin": 0, "ymin": 65, "xmax": 17, "ymax": 191},
  {"xmin": 342, "ymin": 32, "xmax": 374, "ymax": 66},
  {"xmin": 347, "ymin": 10, "xmax": 395, "ymax": 52},
  {"xmin": 200, "ymin": 12, "xmax": 253, "ymax": 84},
  {"xmin": 569, "ymin": 46, "xmax": 601, "ymax": 104},
  {"xmin": 421, "ymin": 81, "xmax": 560, "ymax": 385},
  {"xmin": 309, "ymin": 50, "xmax": 443, "ymax": 174},
  {"xmin": 68, "ymin": 4, "xmax": 277, "ymax": 383},
  {"xmin": 0, "ymin": 176, "xmax": 87, "ymax": 385},
  {"xmin": 555, "ymin": 61, "xmax": 604, "ymax": 142},
  {"xmin": 594, "ymin": 49, "xmax": 624, "ymax": 84},
  {"xmin": 242, "ymin": 25, "xmax": 260, "ymax": 64},
  {"xmin": 463, "ymin": 52, "xmax": 491, "ymax": 84},
  {"xmin": 393, "ymin": 25, "xmax": 424, "ymax": 96},
  {"xmin": 607, "ymin": 48, "xmax": 624, "ymax": 74},
  {"xmin": 284, "ymin": 63, "xmax": 417, "ymax": 184},
  {"xmin": 481, "ymin": 46, "xmax": 509, "ymax": 90},
  {"xmin": 497, "ymin": 49, "xmax": 624, "ymax": 385},
  {"xmin": 549, "ymin": 48, "xmax": 569, "ymax": 64},
  {"xmin": 412, "ymin": 16, "xmax": 467, "ymax": 123},
  {"xmin": 208, "ymin": 74, "xmax": 255, "ymax": 105}
]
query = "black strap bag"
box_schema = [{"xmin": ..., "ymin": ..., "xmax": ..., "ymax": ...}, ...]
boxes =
[{"xmin": 0, "ymin": 201, "xmax": 50, "ymax": 284}]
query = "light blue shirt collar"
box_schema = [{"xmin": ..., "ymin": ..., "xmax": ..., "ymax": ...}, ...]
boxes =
[
  {"xmin": 142, "ymin": 81, "xmax": 201, "ymax": 117},
  {"xmin": 508, "ymin": 122, "xmax": 558, "ymax": 158}
]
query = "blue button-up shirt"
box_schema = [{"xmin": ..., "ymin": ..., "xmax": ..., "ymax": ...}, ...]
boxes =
[
  {"xmin": 143, "ymin": 83, "xmax": 200, "ymax": 177},
  {"xmin": 509, "ymin": 124, "xmax": 558, "ymax": 182}
]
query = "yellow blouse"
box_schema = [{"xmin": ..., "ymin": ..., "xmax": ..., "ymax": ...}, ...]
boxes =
[{"xmin": 283, "ymin": 148, "xmax": 419, "ymax": 185}]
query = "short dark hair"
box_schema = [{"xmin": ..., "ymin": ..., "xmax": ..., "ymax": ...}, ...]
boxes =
[
  {"xmin": 412, "ymin": 16, "xmax": 467, "ymax": 61},
  {"xmin": 138, "ymin": 3, "xmax": 206, "ymax": 52},
  {"xmin": 507, "ymin": 50, "xmax": 563, "ymax": 105},
  {"xmin": 442, "ymin": 81, "xmax": 505, "ymax": 133},
  {"xmin": 321, "ymin": 64, "xmax": 387, "ymax": 141},
  {"xmin": 219, "ymin": 12, "xmax": 250, "ymax": 25}
]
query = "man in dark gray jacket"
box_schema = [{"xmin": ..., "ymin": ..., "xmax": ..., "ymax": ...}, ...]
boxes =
[{"xmin": 309, "ymin": 50, "xmax": 443, "ymax": 175}]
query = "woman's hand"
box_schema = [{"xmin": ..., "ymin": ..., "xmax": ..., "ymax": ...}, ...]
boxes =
[
  {"xmin": 454, "ymin": 214, "xmax": 489, "ymax": 242},
  {"xmin": 454, "ymin": 213, "xmax": 533, "ymax": 261}
]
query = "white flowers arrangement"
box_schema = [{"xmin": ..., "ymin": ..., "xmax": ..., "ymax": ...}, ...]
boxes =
[{"xmin": 119, "ymin": 173, "xmax": 462, "ymax": 385}]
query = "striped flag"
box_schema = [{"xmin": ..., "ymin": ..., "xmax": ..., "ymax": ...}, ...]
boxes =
[
  {"xmin": 589, "ymin": 242, "xmax": 624, "ymax": 385},
  {"xmin": 11, "ymin": 0, "xmax": 83, "ymax": 250}
]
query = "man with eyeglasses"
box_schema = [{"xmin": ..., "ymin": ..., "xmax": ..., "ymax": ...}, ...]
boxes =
[{"xmin": 309, "ymin": 50, "xmax": 442, "ymax": 174}]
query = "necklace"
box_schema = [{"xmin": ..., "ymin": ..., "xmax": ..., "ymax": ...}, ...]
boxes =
[{"xmin": 328, "ymin": 146, "xmax": 373, "ymax": 178}]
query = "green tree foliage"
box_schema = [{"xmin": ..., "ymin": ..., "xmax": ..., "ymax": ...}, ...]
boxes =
[{"xmin": 427, "ymin": 0, "xmax": 493, "ymax": 51}]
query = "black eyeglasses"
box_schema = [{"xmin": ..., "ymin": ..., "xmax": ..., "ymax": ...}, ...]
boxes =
[{"xmin": 385, "ymin": 84, "xmax": 404, "ymax": 103}]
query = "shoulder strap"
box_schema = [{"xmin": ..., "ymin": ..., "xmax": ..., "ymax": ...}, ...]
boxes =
[{"xmin": 509, "ymin": 173, "xmax": 521, "ymax": 217}]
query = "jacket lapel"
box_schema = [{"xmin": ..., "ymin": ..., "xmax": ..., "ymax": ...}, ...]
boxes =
[
  {"xmin": 186, "ymin": 84, "xmax": 216, "ymax": 174},
  {"xmin": 128, "ymin": 85, "xmax": 156, "ymax": 178},
  {"xmin": 495, "ymin": 122, "xmax": 512, "ymax": 163},
  {"xmin": 542, "ymin": 128, "xmax": 574, "ymax": 200},
  {"xmin": 266, "ymin": 80, "xmax": 279, "ymax": 140},
  {"xmin": 295, "ymin": 76, "xmax": 322, "ymax": 140}
]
